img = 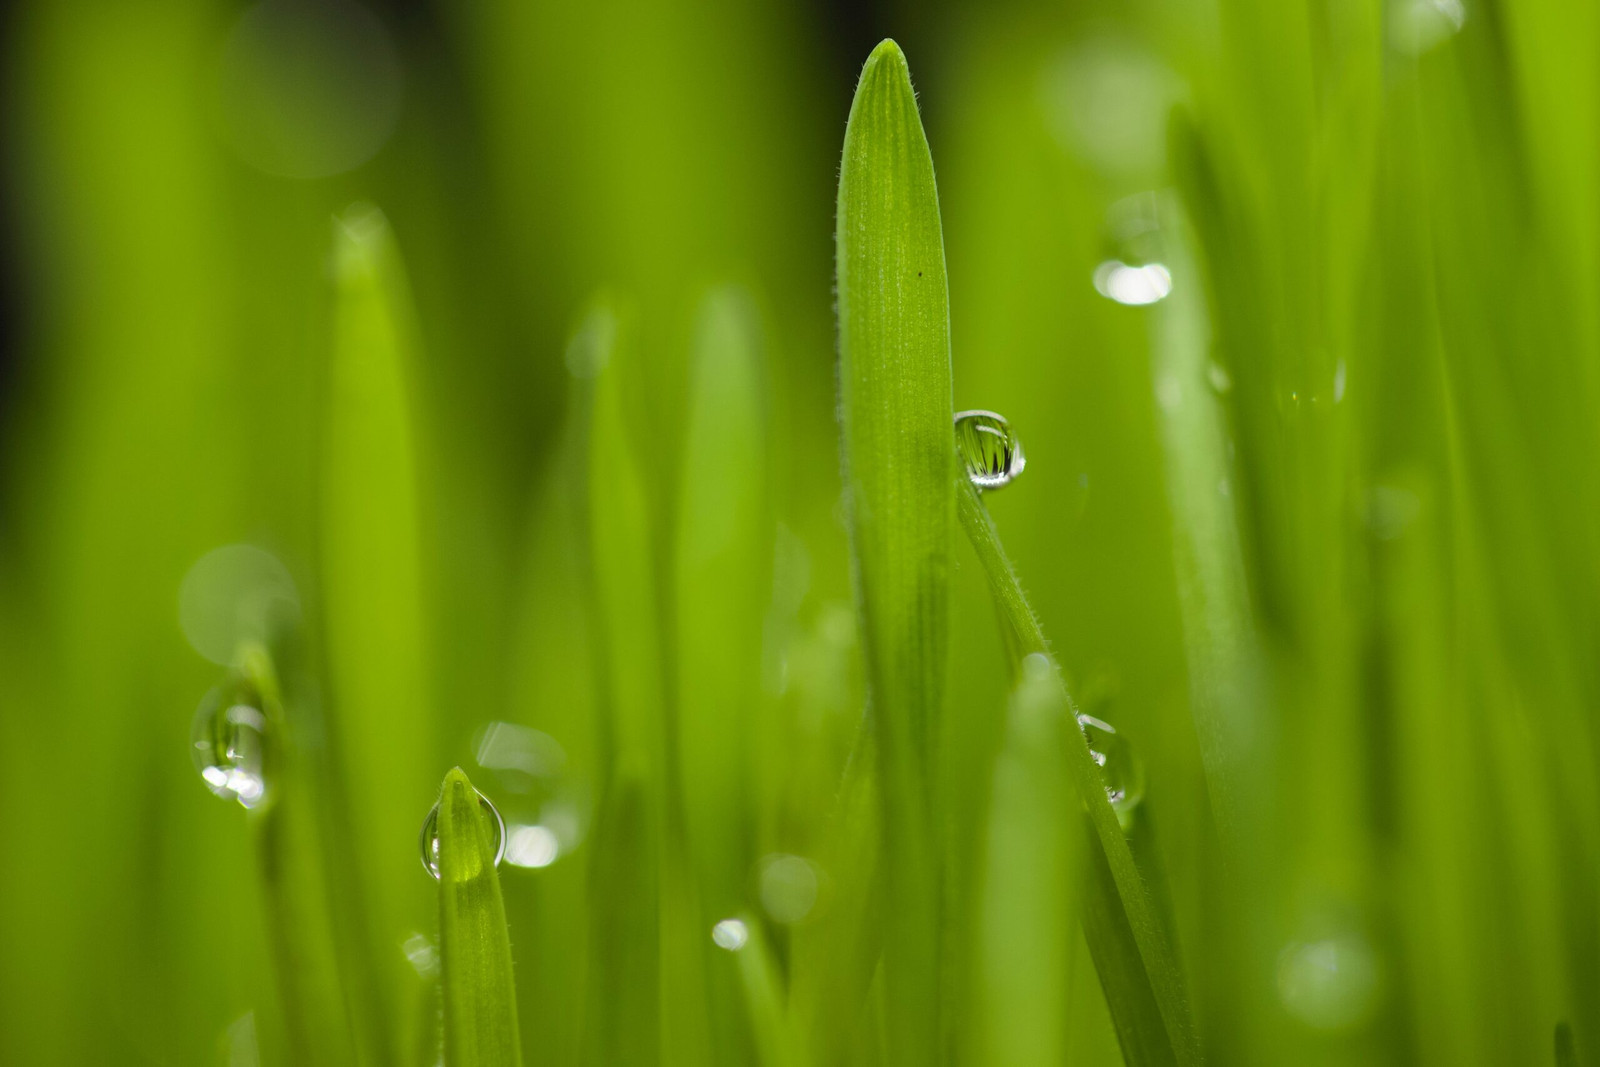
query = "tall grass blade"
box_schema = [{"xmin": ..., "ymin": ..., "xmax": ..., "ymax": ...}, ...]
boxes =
[
  {"xmin": 973, "ymin": 653, "xmax": 1081, "ymax": 1065},
  {"xmin": 320, "ymin": 203, "xmax": 435, "ymax": 1061},
  {"xmin": 434, "ymin": 767, "xmax": 523, "ymax": 1067},
  {"xmin": 231, "ymin": 642, "xmax": 357, "ymax": 1067},
  {"xmin": 958, "ymin": 480, "xmax": 1199, "ymax": 1065},
  {"xmin": 834, "ymin": 39, "xmax": 954, "ymax": 1063}
]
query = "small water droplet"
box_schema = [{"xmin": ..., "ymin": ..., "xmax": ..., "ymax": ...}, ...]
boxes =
[
  {"xmin": 402, "ymin": 932, "xmax": 440, "ymax": 979},
  {"xmin": 192, "ymin": 689, "xmax": 270, "ymax": 810},
  {"xmin": 711, "ymin": 918, "xmax": 749, "ymax": 951},
  {"xmin": 1093, "ymin": 260, "xmax": 1172, "ymax": 305},
  {"xmin": 419, "ymin": 788, "xmax": 507, "ymax": 880},
  {"xmin": 505, "ymin": 824, "xmax": 560, "ymax": 869},
  {"xmin": 1333, "ymin": 360, "xmax": 1347, "ymax": 403},
  {"xmin": 1277, "ymin": 931, "xmax": 1379, "ymax": 1031},
  {"xmin": 1365, "ymin": 486, "xmax": 1421, "ymax": 541},
  {"xmin": 1077, "ymin": 713, "xmax": 1145, "ymax": 825},
  {"xmin": 1207, "ymin": 362, "xmax": 1233, "ymax": 394},
  {"xmin": 759, "ymin": 854, "xmax": 821, "ymax": 924},
  {"xmin": 1155, "ymin": 374, "xmax": 1183, "ymax": 412},
  {"xmin": 955, "ymin": 410, "xmax": 1027, "ymax": 489}
]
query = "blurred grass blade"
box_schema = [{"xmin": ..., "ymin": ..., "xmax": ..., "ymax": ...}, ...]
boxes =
[
  {"xmin": 958, "ymin": 480, "xmax": 1198, "ymax": 1066},
  {"xmin": 232, "ymin": 642, "xmax": 357, "ymax": 1067},
  {"xmin": 434, "ymin": 768, "xmax": 523, "ymax": 1067},
  {"xmin": 1556, "ymin": 1022, "xmax": 1577, "ymax": 1067},
  {"xmin": 321, "ymin": 203, "xmax": 434, "ymax": 1059},
  {"xmin": 974, "ymin": 653, "xmax": 1081, "ymax": 1065},
  {"xmin": 717, "ymin": 915, "xmax": 804, "ymax": 1067},
  {"xmin": 577, "ymin": 299, "xmax": 687, "ymax": 1064},
  {"xmin": 674, "ymin": 284, "xmax": 769, "ymax": 909},
  {"xmin": 835, "ymin": 39, "xmax": 954, "ymax": 1063}
]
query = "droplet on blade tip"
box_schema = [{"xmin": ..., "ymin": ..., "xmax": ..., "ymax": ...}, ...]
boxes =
[{"xmin": 419, "ymin": 788, "xmax": 507, "ymax": 881}]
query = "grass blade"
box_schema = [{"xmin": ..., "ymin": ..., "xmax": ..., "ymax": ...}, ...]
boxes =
[
  {"xmin": 973, "ymin": 653, "xmax": 1081, "ymax": 1066},
  {"xmin": 232, "ymin": 642, "xmax": 357, "ymax": 1067},
  {"xmin": 434, "ymin": 767, "xmax": 523, "ymax": 1067},
  {"xmin": 958, "ymin": 480, "xmax": 1199, "ymax": 1066},
  {"xmin": 321, "ymin": 203, "xmax": 435, "ymax": 1061},
  {"xmin": 835, "ymin": 39, "xmax": 954, "ymax": 1063}
]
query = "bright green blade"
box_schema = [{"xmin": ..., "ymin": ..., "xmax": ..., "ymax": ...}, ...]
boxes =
[
  {"xmin": 958, "ymin": 480, "xmax": 1198, "ymax": 1066},
  {"xmin": 320, "ymin": 204, "xmax": 436, "ymax": 1062},
  {"xmin": 973, "ymin": 653, "xmax": 1081, "ymax": 1066},
  {"xmin": 434, "ymin": 768, "xmax": 523, "ymax": 1067},
  {"xmin": 834, "ymin": 39, "xmax": 954, "ymax": 1063}
]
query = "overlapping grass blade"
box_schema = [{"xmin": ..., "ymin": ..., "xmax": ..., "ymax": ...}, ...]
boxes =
[
  {"xmin": 230, "ymin": 642, "xmax": 358, "ymax": 1067},
  {"xmin": 834, "ymin": 39, "xmax": 954, "ymax": 1063},
  {"xmin": 958, "ymin": 481, "xmax": 1198, "ymax": 1066},
  {"xmin": 973, "ymin": 653, "xmax": 1080, "ymax": 1065},
  {"xmin": 434, "ymin": 767, "xmax": 523, "ymax": 1067}
]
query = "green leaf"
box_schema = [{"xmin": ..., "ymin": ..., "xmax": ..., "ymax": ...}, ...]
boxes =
[
  {"xmin": 435, "ymin": 767, "xmax": 523, "ymax": 1067},
  {"xmin": 835, "ymin": 39, "xmax": 954, "ymax": 1062},
  {"xmin": 958, "ymin": 480, "xmax": 1199, "ymax": 1066}
]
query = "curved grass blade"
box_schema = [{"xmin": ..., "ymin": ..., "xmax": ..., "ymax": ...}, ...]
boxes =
[
  {"xmin": 835, "ymin": 39, "xmax": 954, "ymax": 1063},
  {"xmin": 958, "ymin": 480, "xmax": 1199, "ymax": 1066},
  {"xmin": 715, "ymin": 914, "xmax": 804, "ymax": 1067},
  {"xmin": 435, "ymin": 767, "xmax": 523, "ymax": 1067}
]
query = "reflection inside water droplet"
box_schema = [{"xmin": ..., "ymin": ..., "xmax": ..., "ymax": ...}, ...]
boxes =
[
  {"xmin": 711, "ymin": 918, "xmax": 749, "ymax": 951},
  {"xmin": 1077, "ymin": 713, "xmax": 1145, "ymax": 825},
  {"xmin": 419, "ymin": 789, "xmax": 507, "ymax": 880},
  {"xmin": 955, "ymin": 410, "xmax": 1027, "ymax": 489},
  {"xmin": 192, "ymin": 688, "xmax": 271, "ymax": 810}
]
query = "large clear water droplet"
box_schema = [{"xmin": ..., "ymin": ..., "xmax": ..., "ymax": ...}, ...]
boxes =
[
  {"xmin": 1077, "ymin": 713, "xmax": 1145, "ymax": 825},
  {"xmin": 419, "ymin": 788, "xmax": 507, "ymax": 880},
  {"xmin": 191, "ymin": 689, "xmax": 270, "ymax": 809},
  {"xmin": 1277, "ymin": 929, "xmax": 1380, "ymax": 1031},
  {"xmin": 955, "ymin": 410, "xmax": 1027, "ymax": 489}
]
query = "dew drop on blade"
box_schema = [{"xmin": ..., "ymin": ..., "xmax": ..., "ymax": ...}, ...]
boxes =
[
  {"xmin": 191, "ymin": 689, "xmax": 271, "ymax": 810},
  {"xmin": 1077, "ymin": 713, "xmax": 1145, "ymax": 825},
  {"xmin": 711, "ymin": 918, "xmax": 749, "ymax": 951},
  {"xmin": 955, "ymin": 410, "xmax": 1027, "ymax": 490},
  {"xmin": 419, "ymin": 789, "xmax": 507, "ymax": 880}
]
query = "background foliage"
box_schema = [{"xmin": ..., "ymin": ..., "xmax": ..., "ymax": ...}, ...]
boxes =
[{"xmin": 1, "ymin": 0, "xmax": 1595, "ymax": 1064}]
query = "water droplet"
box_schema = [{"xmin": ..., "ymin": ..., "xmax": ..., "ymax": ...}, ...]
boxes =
[
  {"xmin": 759, "ymin": 854, "xmax": 820, "ymax": 924},
  {"xmin": 955, "ymin": 410, "xmax": 1027, "ymax": 489},
  {"xmin": 1391, "ymin": 0, "xmax": 1465, "ymax": 55},
  {"xmin": 505, "ymin": 824, "xmax": 560, "ymax": 869},
  {"xmin": 179, "ymin": 545, "xmax": 300, "ymax": 666},
  {"xmin": 1207, "ymin": 362, "xmax": 1233, "ymax": 394},
  {"xmin": 225, "ymin": 1010, "xmax": 260, "ymax": 1067},
  {"xmin": 1093, "ymin": 260, "xmax": 1172, "ymax": 305},
  {"xmin": 1333, "ymin": 360, "xmax": 1347, "ymax": 403},
  {"xmin": 1365, "ymin": 486, "xmax": 1421, "ymax": 541},
  {"xmin": 711, "ymin": 918, "xmax": 749, "ymax": 951},
  {"xmin": 192, "ymin": 689, "xmax": 271, "ymax": 809},
  {"xmin": 1077, "ymin": 713, "xmax": 1145, "ymax": 824},
  {"xmin": 419, "ymin": 788, "xmax": 507, "ymax": 880},
  {"xmin": 1155, "ymin": 374, "xmax": 1183, "ymax": 412},
  {"xmin": 468, "ymin": 721, "xmax": 588, "ymax": 866},
  {"xmin": 402, "ymin": 932, "xmax": 439, "ymax": 979},
  {"xmin": 1277, "ymin": 931, "xmax": 1379, "ymax": 1031},
  {"xmin": 216, "ymin": 0, "xmax": 403, "ymax": 180}
]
